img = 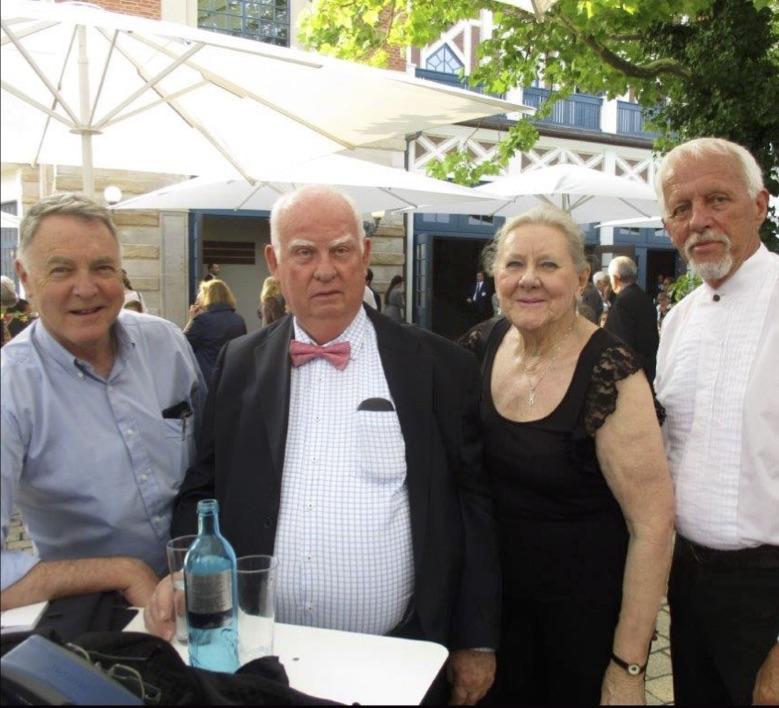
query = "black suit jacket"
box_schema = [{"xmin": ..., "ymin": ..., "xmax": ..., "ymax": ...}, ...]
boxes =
[
  {"xmin": 467, "ymin": 281, "xmax": 493, "ymax": 320},
  {"xmin": 604, "ymin": 282, "xmax": 659, "ymax": 382},
  {"xmin": 172, "ymin": 306, "xmax": 500, "ymax": 650}
]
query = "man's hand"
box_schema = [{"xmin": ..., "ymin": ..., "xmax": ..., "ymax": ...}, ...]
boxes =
[
  {"xmin": 142, "ymin": 574, "xmax": 176, "ymax": 642},
  {"xmin": 118, "ymin": 558, "xmax": 160, "ymax": 608},
  {"xmin": 447, "ymin": 649, "xmax": 495, "ymax": 705},
  {"xmin": 600, "ymin": 662, "xmax": 646, "ymax": 705},
  {"xmin": 753, "ymin": 643, "xmax": 779, "ymax": 705}
]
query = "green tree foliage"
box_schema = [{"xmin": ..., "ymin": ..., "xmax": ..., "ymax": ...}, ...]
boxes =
[
  {"xmin": 667, "ymin": 272, "xmax": 703, "ymax": 302},
  {"xmin": 300, "ymin": 0, "xmax": 778, "ymax": 244}
]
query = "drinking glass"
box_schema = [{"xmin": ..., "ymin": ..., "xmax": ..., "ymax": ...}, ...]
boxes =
[
  {"xmin": 165, "ymin": 534, "xmax": 197, "ymax": 644},
  {"xmin": 236, "ymin": 555, "xmax": 277, "ymax": 664}
]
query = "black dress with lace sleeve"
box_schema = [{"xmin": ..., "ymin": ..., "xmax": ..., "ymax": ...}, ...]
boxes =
[{"xmin": 472, "ymin": 317, "xmax": 662, "ymax": 704}]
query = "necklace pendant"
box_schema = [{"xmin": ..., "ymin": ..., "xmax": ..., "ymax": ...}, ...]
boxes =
[{"xmin": 528, "ymin": 390, "xmax": 535, "ymax": 406}]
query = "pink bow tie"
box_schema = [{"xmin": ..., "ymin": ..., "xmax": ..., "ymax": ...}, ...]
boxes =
[{"xmin": 289, "ymin": 340, "xmax": 351, "ymax": 370}]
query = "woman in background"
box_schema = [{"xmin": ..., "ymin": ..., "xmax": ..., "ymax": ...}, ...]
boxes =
[
  {"xmin": 257, "ymin": 275, "xmax": 286, "ymax": 327},
  {"xmin": 185, "ymin": 279, "xmax": 246, "ymax": 384},
  {"xmin": 383, "ymin": 275, "xmax": 404, "ymax": 322}
]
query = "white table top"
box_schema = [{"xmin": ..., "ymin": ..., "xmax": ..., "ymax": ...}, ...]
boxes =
[{"xmin": 124, "ymin": 612, "xmax": 448, "ymax": 705}]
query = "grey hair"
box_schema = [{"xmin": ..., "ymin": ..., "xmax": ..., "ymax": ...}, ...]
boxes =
[
  {"xmin": 592, "ymin": 270, "xmax": 610, "ymax": 286},
  {"xmin": 490, "ymin": 204, "xmax": 589, "ymax": 275},
  {"xmin": 1, "ymin": 275, "xmax": 18, "ymax": 308},
  {"xmin": 655, "ymin": 137, "xmax": 764, "ymax": 216},
  {"xmin": 269, "ymin": 186, "xmax": 365, "ymax": 256},
  {"xmin": 608, "ymin": 255, "xmax": 638, "ymax": 284},
  {"xmin": 19, "ymin": 193, "xmax": 118, "ymax": 262}
]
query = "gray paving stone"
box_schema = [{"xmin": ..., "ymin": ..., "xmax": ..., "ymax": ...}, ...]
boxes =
[
  {"xmin": 647, "ymin": 651, "xmax": 673, "ymax": 679},
  {"xmin": 655, "ymin": 608, "xmax": 671, "ymax": 638},
  {"xmin": 646, "ymin": 674, "xmax": 675, "ymax": 704}
]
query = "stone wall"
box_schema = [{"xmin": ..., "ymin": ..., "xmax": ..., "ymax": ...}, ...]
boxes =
[{"xmin": 368, "ymin": 211, "xmax": 406, "ymax": 298}]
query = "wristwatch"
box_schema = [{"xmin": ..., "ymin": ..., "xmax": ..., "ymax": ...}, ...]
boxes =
[{"xmin": 610, "ymin": 652, "xmax": 648, "ymax": 676}]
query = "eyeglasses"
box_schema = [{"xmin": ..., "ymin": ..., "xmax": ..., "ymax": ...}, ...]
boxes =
[{"xmin": 66, "ymin": 643, "xmax": 162, "ymax": 704}]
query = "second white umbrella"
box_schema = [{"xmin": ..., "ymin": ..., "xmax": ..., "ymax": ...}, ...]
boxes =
[
  {"xmin": 112, "ymin": 154, "xmax": 496, "ymax": 215},
  {"xmin": 413, "ymin": 164, "xmax": 658, "ymax": 223}
]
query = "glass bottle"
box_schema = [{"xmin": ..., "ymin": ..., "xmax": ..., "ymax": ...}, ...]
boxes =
[{"xmin": 184, "ymin": 498, "xmax": 239, "ymax": 672}]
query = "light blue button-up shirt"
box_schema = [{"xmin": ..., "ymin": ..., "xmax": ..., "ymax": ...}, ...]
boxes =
[{"xmin": 1, "ymin": 310, "xmax": 207, "ymax": 590}]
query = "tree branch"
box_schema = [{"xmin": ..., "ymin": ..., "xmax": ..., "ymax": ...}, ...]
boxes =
[{"xmin": 556, "ymin": 14, "xmax": 693, "ymax": 81}]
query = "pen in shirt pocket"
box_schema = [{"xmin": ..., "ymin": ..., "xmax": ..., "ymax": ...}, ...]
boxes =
[{"xmin": 162, "ymin": 400, "xmax": 194, "ymax": 441}]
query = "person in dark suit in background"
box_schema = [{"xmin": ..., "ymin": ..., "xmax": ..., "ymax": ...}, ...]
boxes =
[
  {"xmin": 466, "ymin": 270, "xmax": 493, "ymax": 324},
  {"xmin": 604, "ymin": 256, "xmax": 659, "ymax": 382},
  {"xmin": 365, "ymin": 268, "xmax": 382, "ymax": 311},
  {"xmin": 579, "ymin": 256, "xmax": 604, "ymax": 325},
  {"xmin": 145, "ymin": 185, "xmax": 500, "ymax": 705}
]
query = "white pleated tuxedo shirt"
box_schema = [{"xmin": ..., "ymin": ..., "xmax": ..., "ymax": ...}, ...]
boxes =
[
  {"xmin": 656, "ymin": 245, "xmax": 779, "ymax": 550},
  {"xmin": 273, "ymin": 307, "xmax": 414, "ymax": 634}
]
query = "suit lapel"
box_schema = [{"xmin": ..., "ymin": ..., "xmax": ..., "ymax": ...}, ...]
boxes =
[
  {"xmin": 255, "ymin": 316, "xmax": 294, "ymax": 485},
  {"xmin": 368, "ymin": 309, "xmax": 432, "ymax": 577}
]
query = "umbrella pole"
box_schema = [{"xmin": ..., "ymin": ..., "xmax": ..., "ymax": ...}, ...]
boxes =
[
  {"xmin": 80, "ymin": 134, "xmax": 95, "ymax": 198},
  {"xmin": 78, "ymin": 25, "xmax": 95, "ymax": 197}
]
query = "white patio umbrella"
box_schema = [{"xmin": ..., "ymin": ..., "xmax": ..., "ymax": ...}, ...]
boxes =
[
  {"xmin": 412, "ymin": 164, "xmax": 658, "ymax": 223},
  {"xmin": 1, "ymin": 212, "xmax": 21, "ymax": 229},
  {"xmin": 0, "ymin": 0, "xmax": 528, "ymax": 196},
  {"xmin": 597, "ymin": 216, "xmax": 664, "ymax": 229},
  {"xmin": 495, "ymin": 0, "xmax": 560, "ymax": 20},
  {"xmin": 112, "ymin": 153, "xmax": 495, "ymax": 215}
]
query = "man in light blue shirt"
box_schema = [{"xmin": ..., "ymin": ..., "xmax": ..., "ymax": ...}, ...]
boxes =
[{"xmin": 1, "ymin": 193, "xmax": 205, "ymax": 611}]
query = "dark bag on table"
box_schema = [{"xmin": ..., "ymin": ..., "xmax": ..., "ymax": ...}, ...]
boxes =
[{"xmin": 2, "ymin": 630, "xmax": 341, "ymax": 706}]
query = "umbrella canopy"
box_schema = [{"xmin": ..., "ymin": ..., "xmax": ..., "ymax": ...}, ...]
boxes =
[
  {"xmin": 597, "ymin": 216, "xmax": 664, "ymax": 229},
  {"xmin": 413, "ymin": 164, "xmax": 658, "ymax": 223},
  {"xmin": 1, "ymin": 0, "xmax": 527, "ymax": 196},
  {"xmin": 112, "ymin": 153, "xmax": 495, "ymax": 215},
  {"xmin": 494, "ymin": 0, "xmax": 560, "ymax": 19},
  {"xmin": 1, "ymin": 212, "xmax": 21, "ymax": 229}
]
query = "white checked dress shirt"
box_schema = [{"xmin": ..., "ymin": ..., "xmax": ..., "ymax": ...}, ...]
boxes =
[
  {"xmin": 656, "ymin": 245, "xmax": 779, "ymax": 549},
  {"xmin": 273, "ymin": 307, "xmax": 414, "ymax": 634}
]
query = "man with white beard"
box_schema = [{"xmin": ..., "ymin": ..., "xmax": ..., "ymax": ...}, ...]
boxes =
[{"xmin": 655, "ymin": 137, "xmax": 779, "ymax": 706}]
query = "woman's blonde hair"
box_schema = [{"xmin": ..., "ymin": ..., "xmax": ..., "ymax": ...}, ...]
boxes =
[
  {"xmin": 491, "ymin": 204, "xmax": 589, "ymax": 275},
  {"xmin": 198, "ymin": 278, "xmax": 236, "ymax": 309},
  {"xmin": 260, "ymin": 276, "xmax": 281, "ymax": 303}
]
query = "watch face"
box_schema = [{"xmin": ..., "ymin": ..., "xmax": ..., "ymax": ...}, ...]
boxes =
[{"xmin": 628, "ymin": 664, "xmax": 641, "ymax": 676}]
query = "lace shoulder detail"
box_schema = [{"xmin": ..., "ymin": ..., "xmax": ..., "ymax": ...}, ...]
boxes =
[
  {"xmin": 582, "ymin": 342, "xmax": 665, "ymax": 436},
  {"xmin": 457, "ymin": 317, "xmax": 503, "ymax": 367}
]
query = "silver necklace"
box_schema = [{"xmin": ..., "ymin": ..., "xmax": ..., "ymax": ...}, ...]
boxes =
[{"xmin": 517, "ymin": 320, "xmax": 576, "ymax": 407}]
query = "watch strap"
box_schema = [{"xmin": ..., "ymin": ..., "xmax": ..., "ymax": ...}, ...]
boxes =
[{"xmin": 610, "ymin": 651, "xmax": 648, "ymax": 676}]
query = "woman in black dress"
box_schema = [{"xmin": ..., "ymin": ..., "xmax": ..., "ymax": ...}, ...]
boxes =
[{"xmin": 464, "ymin": 205, "xmax": 674, "ymax": 704}]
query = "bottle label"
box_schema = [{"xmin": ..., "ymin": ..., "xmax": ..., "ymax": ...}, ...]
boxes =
[{"xmin": 186, "ymin": 570, "xmax": 233, "ymax": 615}]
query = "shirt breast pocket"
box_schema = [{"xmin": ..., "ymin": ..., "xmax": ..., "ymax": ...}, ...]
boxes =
[
  {"xmin": 354, "ymin": 410, "xmax": 407, "ymax": 483},
  {"xmin": 161, "ymin": 417, "xmax": 196, "ymax": 481}
]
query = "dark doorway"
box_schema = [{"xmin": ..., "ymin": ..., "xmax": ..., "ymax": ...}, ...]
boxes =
[
  {"xmin": 432, "ymin": 236, "xmax": 492, "ymax": 340},
  {"xmin": 646, "ymin": 249, "xmax": 678, "ymax": 295}
]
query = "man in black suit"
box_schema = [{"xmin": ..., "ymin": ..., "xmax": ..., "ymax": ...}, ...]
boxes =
[
  {"xmin": 145, "ymin": 186, "xmax": 499, "ymax": 705},
  {"xmin": 465, "ymin": 270, "xmax": 493, "ymax": 324},
  {"xmin": 604, "ymin": 256, "xmax": 659, "ymax": 382}
]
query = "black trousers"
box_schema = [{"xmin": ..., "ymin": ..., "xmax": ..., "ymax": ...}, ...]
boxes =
[{"xmin": 668, "ymin": 537, "xmax": 779, "ymax": 706}]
